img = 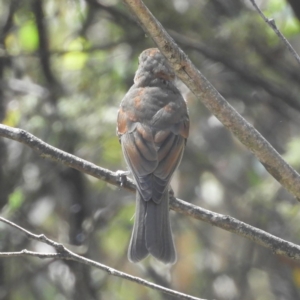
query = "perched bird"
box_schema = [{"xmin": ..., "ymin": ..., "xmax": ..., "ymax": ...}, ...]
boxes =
[{"xmin": 117, "ymin": 48, "xmax": 189, "ymax": 264}]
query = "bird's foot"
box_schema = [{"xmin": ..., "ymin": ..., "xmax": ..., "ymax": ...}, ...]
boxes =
[{"xmin": 116, "ymin": 170, "xmax": 130, "ymax": 187}]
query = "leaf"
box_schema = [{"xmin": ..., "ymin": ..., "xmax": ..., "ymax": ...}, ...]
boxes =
[
  {"xmin": 62, "ymin": 51, "xmax": 87, "ymax": 70},
  {"xmin": 8, "ymin": 189, "xmax": 24, "ymax": 210},
  {"xmin": 284, "ymin": 137, "xmax": 300, "ymax": 168},
  {"xmin": 3, "ymin": 107, "xmax": 21, "ymax": 127},
  {"xmin": 18, "ymin": 21, "xmax": 39, "ymax": 51},
  {"xmin": 62, "ymin": 38, "xmax": 88, "ymax": 70}
]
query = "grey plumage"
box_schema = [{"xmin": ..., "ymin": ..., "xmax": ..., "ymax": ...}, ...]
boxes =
[{"xmin": 117, "ymin": 48, "xmax": 189, "ymax": 264}]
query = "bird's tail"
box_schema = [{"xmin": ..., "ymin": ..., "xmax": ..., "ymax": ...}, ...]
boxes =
[
  {"xmin": 128, "ymin": 190, "xmax": 176, "ymax": 264},
  {"xmin": 128, "ymin": 192, "xmax": 148, "ymax": 262}
]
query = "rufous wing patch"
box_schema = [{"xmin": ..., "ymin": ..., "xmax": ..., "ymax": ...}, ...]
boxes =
[
  {"xmin": 117, "ymin": 108, "xmax": 128, "ymax": 135},
  {"xmin": 179, "ymin": 119, "xmax": 189, "ymax": 139}
]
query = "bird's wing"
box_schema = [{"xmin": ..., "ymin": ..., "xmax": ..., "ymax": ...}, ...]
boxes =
[
  {"xmin": 117, "ymin": 86, "xmax": 189, "ymax": 203},
  {"xmin": 118, "ymin": 119, "xmax": 188, "ymax": 203},
  {"xmin": 152, "ymin": 127, "xmax": 187, "ymax": 203}
]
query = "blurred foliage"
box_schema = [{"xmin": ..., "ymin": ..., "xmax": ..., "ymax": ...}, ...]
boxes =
[{"xmin": 1, "ymin": 0, "xmax": 300, "ymax": 299}]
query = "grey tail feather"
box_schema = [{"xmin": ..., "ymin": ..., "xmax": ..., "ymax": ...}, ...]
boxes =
[
  {"xmin": 128, "ymin": 192, "xmax": 149, "ymax": 263},
  {"xmin": 145, "ymin": 190, "xmax": 177, "ymax": 264},
  {"xmin": 128, "ymin": 190, "xmax": 177, "ymax": 264}
]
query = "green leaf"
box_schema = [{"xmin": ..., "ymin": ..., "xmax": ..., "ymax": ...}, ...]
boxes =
[
  {"xmin": 283, "ymin": 17, "xmax": 300, "ymax": 37},
  {"xmin": 266, "ymin": 0, "xmax": 285, "ymax": 14},
  {"xmin": 284, "ymin": 138, "xmax": 300, "ymax": 168},
  {"xmin": 19, "ymin": 21, "xmax": 39, "ymax": 51},
  {"xmin": 8, "ymin": 189, "xmax": 24, "ymax": 210},
  {"xmin": 3, "ymin": 107, "xmax": 21, "ymax": 127},
  {"xmin": 264, "ymin": 0, "xmax": 300, "ymax": 37},
  {"xmin": 62, "ymin": 51, "xmax": 87, "ymax": 70},
  {"xmin": 62, "ymin": 38, "xmax": 88, "ymax": 70}
]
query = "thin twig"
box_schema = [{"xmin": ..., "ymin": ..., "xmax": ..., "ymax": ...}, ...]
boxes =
[
  {"xmin": 121, "ymin": 0, "xmax": 300, "ymax": 201},
  {"xmin": 248, "ymin": 0, "xmax": 300, "ymax": 66},
  {"xmin": 1, "ymin": 124, "xmax": 300, "ymax": 262},
  {"xmin": 0, "ymin": 217, "xmax": 66, "ymax": 252},
  {"xmin": 0, "ymin": 217, "xmax": 205, "ymax": 300}
]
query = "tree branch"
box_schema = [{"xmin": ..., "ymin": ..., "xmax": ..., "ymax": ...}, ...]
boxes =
[
  {"xmin": 0, "ymin": 124, "xmax": 135, "ymax": 192},
  {"xmin": 0, "ymin": 217, "xmax": 204, "ymax": 300},
  {"xmin": 248, "ymin": 0, "xmax": 300, "ymax": 66},
  {"xmin": 121, "ymin": 0, "xmax": 300, "ymax": 201},
  {"xmin": 170, "ymin": 197, "xmax": 300, "ymax": 260},
  {"xmin": 32, "ymin": 0, "xmax": 62, "ymax": 103},
  {"xmin": 1, "ymin": 124, "xmax": 300, "ymax": 262}
]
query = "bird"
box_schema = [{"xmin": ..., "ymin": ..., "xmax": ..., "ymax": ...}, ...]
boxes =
[{"xmin": 117, "ymin": 48, "xmax": 189, "ymax": 264}]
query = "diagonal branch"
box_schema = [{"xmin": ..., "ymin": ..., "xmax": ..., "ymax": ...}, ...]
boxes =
[
  {"xmin": 0, "ymin": 124, "xmax": 136, "ymax": 192},
  {"xmin": 0, "ymin": 217, "xmax": 204, "ymax": 300},
  {"xmin": 1, "ymin": 124, "xmax": 300, "ymax": 261},
  {"xmin": 171, "ymin": 197, "xmax": 300, "ymax": 260},
  {"xmin": 121, "ymin": 0, "xmax": 300, "ymax": 201},
  {"xmin": 248, "ymin": 0, "xmax": 300, "ymax": 66}
]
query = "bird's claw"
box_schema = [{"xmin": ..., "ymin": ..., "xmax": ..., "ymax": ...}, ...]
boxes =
[{"xmin": 116, "ymin": 170, "xmax": 130, "ymax": 187}]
